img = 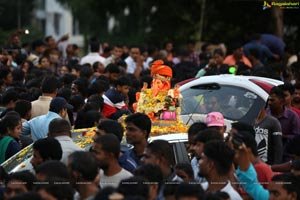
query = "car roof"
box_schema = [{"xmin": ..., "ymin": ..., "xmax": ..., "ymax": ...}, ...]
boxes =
[
  {"xmin": 179, "ymin": 74, "xmax": 283, "ymax": 101},
  {"xmin": 178, "ymin": 74, "xmax": 283, "ymax": 131},
  {"xmin": 149, "ymin": 133, "xmax": 188, "ymax": 143}
]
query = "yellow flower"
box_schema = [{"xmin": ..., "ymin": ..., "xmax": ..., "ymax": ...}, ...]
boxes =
[{"xmin": 20, "ymin": 163, "xmax": 26, "ymax": 168}]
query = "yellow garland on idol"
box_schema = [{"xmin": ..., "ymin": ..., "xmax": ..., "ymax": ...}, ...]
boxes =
[{"xmin": 132, "ymin": 60, "xmax": 189, "ymax": 135}]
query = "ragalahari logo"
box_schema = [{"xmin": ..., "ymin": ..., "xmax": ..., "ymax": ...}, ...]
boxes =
[
  {"xmin": 263, "ymin": 1, "xmax": 299, "ymax": 10},
  {"xmin": 263, "ymin": 1, "xmax": 272, "ymax": 10}
]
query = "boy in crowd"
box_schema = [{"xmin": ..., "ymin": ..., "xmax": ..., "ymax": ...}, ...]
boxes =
[{"xmin": 102, "ymin": 76, "xmax": 131, "ymax": 120}]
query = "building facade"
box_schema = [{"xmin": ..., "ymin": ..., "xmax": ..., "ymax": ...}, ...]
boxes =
[{"xmin": 34, "ymin": 0, "xmax": 83, "ymax": 47}]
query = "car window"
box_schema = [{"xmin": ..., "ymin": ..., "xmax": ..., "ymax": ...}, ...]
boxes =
[
  {"xmin": 181, "ymin": 84, "xmax": 264, "ymax": 120},
  {"xmin": 172, "ymin": 141, "xmax": 190, "ymax": 164}
]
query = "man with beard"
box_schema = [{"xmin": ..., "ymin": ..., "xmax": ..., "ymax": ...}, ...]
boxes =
[
  {"xmin": 68, "ymin": 151, "xmax": 99, "ymax": 200},
  {"xmin": 92, "ymin": 134, "xmax": 132, "ymax": 188}
]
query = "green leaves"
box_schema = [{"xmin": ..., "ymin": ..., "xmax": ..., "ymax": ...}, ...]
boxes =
[{"xmin": 57, "ymin": 0, "xmax": 299, "ymax": 46}]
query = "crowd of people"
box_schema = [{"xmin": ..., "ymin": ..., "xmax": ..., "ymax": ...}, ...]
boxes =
[{"xmin": 0, "ymin": 30, "xmax": 300, "ymax": 200}]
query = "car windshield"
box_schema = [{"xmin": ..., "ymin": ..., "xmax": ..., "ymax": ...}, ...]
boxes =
[{"xmin": 181, "ymin": 83, "xmax": 265, "ymax": 121}]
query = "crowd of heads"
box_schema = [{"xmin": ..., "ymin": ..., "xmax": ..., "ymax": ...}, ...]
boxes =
[{"xmin": 0, "ymin": 31, "xmax": 300, "ymax": 200}]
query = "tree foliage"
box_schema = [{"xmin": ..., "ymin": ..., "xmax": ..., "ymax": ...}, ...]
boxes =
[
  {"xmin": 58, "ymin": 0, "xmax": 299, "ymax": 48},
  {"xmin": 0, "ymin": 0, "xmax": 42, "ymax": 45},
  {"xmin": 58, "ymin": 0, "xmax": 203, "ymax": 46},
  {"xmin": 0, "ymin": 0, "xmax": 34, "ymax": 30},
  {"xmin": 0, "ymin": 0, "xmax": 298, "ymax": 49}
]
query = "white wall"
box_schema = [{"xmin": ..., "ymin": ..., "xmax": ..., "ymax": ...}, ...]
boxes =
[{"xmin": 35, "ymin": 0, "xmax": 84, "ymax": 47}]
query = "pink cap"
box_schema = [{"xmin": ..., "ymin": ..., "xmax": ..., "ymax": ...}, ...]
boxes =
[{"xmin": 206, "ymin": 112, "xmax": 224, "ymax": 127}]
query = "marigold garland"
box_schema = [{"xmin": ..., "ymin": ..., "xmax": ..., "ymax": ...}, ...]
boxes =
[{"xmin": 124, "ymin": 87, "xmax": 189, "ymax": 136}]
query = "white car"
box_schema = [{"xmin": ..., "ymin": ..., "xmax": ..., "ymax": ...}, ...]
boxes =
[
  {"xmin": 149, "ymin": 133, "xmax": 189, "ymax": 164},
  {"xmin": 3, "ymin": 133, "xmax": 190, "ymax": 173},
  {"xmin": 147, "ymin": 75, "xmax": 283, "ymax": 164},
  {"xmin": 179, "ymin": 74, "xmax": 283, "ymax": 129}
]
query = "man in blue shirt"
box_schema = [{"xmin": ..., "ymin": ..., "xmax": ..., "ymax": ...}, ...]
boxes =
[
  {"xmin": 93, "ymin": 119, "xmax": 137, "ymax": 173},
  {"xmin": 21, "ymin": 97, "xmax": 73, "ymax": 141},
  {"xmin": 124, "ymin": 113, "xmax": 152, "ymax": 166},
  {"xmin": 243, "ymin": 33, "xmax": 279, "ymax": 64}
]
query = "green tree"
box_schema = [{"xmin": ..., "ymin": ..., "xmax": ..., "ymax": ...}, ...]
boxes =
[
  {"xmin": 58, "ymin": 0, "xmax": 203, "ymax": 46},
  {"xmin": 0, "ymin": 0, "xmax": 34, "ymax": 30},
  {"xmin": 0, "ymin": 0, "xmax": 42, "ymax": 45},
  {"xmin": 0, "ymin": 0, "xmax": 297, "ymax": 53}
]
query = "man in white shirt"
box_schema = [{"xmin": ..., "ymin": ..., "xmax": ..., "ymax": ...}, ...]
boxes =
[
  {"xmin": 92, "ymin": 134, "xmax": 132, "ymax": 188},
  {"xmin": 80, "ymin": 41, "xmax": 105, "ymax": 66},
  {"xmin": 125, "ymin": 46, "xmax": 146, "ymax": 78},
  {"xmin": 48, "ymin": 118, "xmax": 83, "ymax": 165},
  {"xmin": 104, "ymin": 44, "xmax": 123, "ymax": 67}
]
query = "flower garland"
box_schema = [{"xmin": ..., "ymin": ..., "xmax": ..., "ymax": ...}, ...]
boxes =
[
  {"xmin": 132, "ymin": 87, "xmax": 189, "ymax": 135},
  {"xmin": 136, "ymin": 89, "xmax": 169, "ymax": 114}
]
